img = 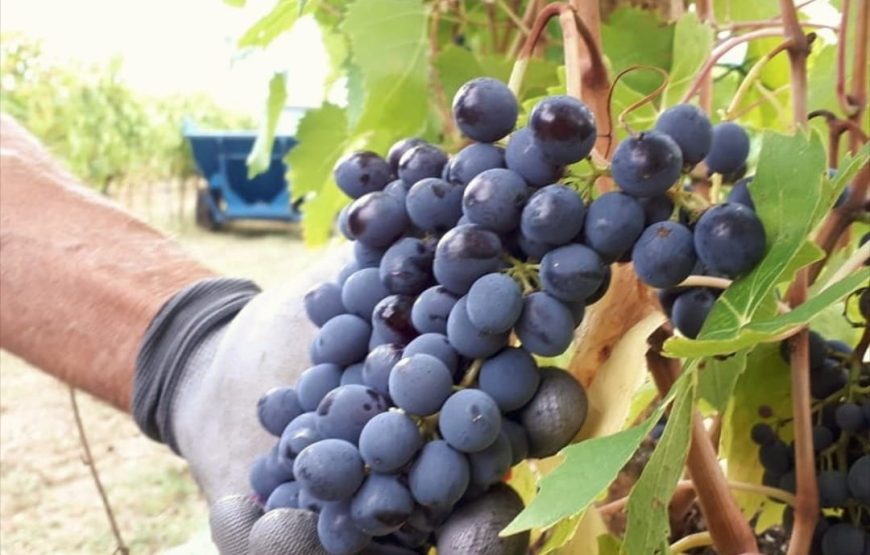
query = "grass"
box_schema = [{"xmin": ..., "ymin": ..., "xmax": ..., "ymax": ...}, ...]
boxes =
[{"xmin": 0, "ymin": 179, "xmax": 312, "ymax": 554}]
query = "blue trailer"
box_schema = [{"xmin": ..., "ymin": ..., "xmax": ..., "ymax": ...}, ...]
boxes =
[{"xmin": 184, "ymin": 123, "xmax": 301, "ymax": 229}]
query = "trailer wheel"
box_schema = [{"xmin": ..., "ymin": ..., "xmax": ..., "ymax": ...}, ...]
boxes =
[{"xmin": 195, "ymin": 189, "xmax": 220, "ymax": 231}]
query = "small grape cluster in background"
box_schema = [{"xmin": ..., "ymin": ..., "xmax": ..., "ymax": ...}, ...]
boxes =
[
  {"xmin": 750, "ymin": 331, "xmax": 869, "ymax": 555},
  {"xmin": 244, "ymin": 74, "xmax": 775, "ymax": 555}
]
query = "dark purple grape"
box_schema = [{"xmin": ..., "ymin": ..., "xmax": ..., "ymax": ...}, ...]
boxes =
[
  {"xmin": 631, "ymin": 221, "xmax": 697, "ymax": 289},
  {"xmin": 372, "ymin": 295, "xmax": 417, "ymax": 346},
  {"xmin": 333, "ymin": 151, "xmax": 392, "ymax": 199},
  {"xmin": 347, "ymin": 192, "xmax": 409, "ymax": 248},
  {"xmin": 654, "ymin": 103, "xmax": 712, "ymax": 167},
  {"xmin": 529, "ymin": 95, "xmax": 597, "ymax": 165},
  {"xmin": 452, "ymin": 77, "xmax": 518, "ymax": 143},
  {"xmin": 504, "ymin": 127, "xmax": 564, "ymax": 187},
  {"xmin": 694, "ymin": 203, "xmax": 766, "ymax": 278},
  {"xmin": 379, "ymin": 237, "xmax": 435, "ymax": 296},
  {"xmin": 704, "ymin": 122, "xmax": 750, "ymax": 176},
  {"xmin": 444, "ymin": 143, "xmax": 506, "ymax": 186},
  {"xmin": 387, "ymin": 138, "xmax": 427, "ymax": 175},
  {"xmin": 398, "ymin": 144, "xmax": 449, "ymax": 186},
  {"xmin": 611, "ymin": 131, "xmax": 683, "ymax": 197},
  {"xmin": 462, "ymin": 168, "xmax": 529, "ymax": 233},
  {"xmin": 433, "ymin": 224, "xmax": 503, "ymax": 295},
  {"xmin": 520, "ymin": 184, "xmax": 586, "ymax": 246}
]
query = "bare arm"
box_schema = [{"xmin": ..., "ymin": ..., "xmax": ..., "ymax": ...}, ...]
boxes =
[{"xmin": 0, "ymin": 114, "xmax": 215, "ymax": 411}]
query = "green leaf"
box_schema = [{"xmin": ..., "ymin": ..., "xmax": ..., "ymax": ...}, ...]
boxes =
[
  {"xmin": 698, "ymin": 351, "xmax": 748, "ymax": 412},
  {"xmin": 622, "ymin": 373, "xmax": 694, "ymax": 555},
  {"xmin": 661, "ymin": 13, "xmax": 713, "ymax": 107},
  {"xmin": 285, "ymin": 103, "xmax": 349, "ymax": 244},
  {"xmin": 598, "ymin": 534, "xmax": 624, "ymax": 555},
  {"xmin": 720, "ymin": 343, "xmax": 792, "ymax": 518},
  {"xmin": 345, "ymin": 62, "xmax": 366, "ymax": 128},
  {"xmin": 224, "ymin": 0, "xmax": 246, "ymax": 6},
  {"xmin": 601, "ymin": 8, "xmax": 674, "ymax": 95},
  {"xmin": 238, "ymin": 0, "xmax": 300, "ymax": 48},
  {"xmin": 664, "ymin": 131, "xmax": 827, "ymax": 356},
  {"xmin": 436, "ymin": 45, "xmax": 485, "ymax": 105},
  {"xmin": 247, "ymin": 72, "xmax": 288, "ymax": 178},
  {"xmin": 667, "ymin": 269, "xmax": 868, "ymax": 357},
  {"xmin": 539, "ymin": 513, "xmax": 583, "ymax": 554},
  {"xmin": 713, "ymin": 0, "xmax": 778, "ymax": 22},
  {"xmin": 343, "ymin": 0, "xmax": 429, "ymax": 137}
]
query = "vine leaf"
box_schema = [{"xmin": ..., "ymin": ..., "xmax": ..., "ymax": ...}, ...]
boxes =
[
  {"xmin": 601, "ymin": 8, "xmax": 675, "ymax": 95},
  {"xmin": 247, "ymin": 72, "xmax": 288, "ymax": 178},
  {"xmin": 621, "ymin": 372, "xmax": 694, "ymax": 555},
  {"xmin": 720, "ymin": 343, "xmax": 792, "ymax": 518},
  {"xmin": 343, "ymin": 0, "xmax": 429, "ymax": 137},
  {"xmin": 697, "ymin": 350, "xmax": 748, "ymax": 412},
  {"xmin": 238, "ymin": 0, "xmax": 306, "ymax": 48},
  {"xmin": 661, "ymin": 13, "xmax": 713, "ymax": 107},
  {"xmin": 665, "ymin": 131, "xmax": 828, "ymax": 356}
]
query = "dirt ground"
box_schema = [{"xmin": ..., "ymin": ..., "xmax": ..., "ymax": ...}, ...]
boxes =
[{"xmin": 0, "ymin": 179, "xmax": 311, "ymax": 554}]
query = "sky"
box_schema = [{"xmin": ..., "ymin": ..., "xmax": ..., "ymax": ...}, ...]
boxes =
[{"xmin": 0, "ymin": 0, "xmax": 331, "ymax": 119}]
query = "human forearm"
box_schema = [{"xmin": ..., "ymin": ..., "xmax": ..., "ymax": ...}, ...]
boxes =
[{"xmin": 0, "ymin": 114, "xmax": 215, "ymax": 410}]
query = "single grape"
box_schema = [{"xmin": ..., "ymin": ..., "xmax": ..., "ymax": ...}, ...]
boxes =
[
  {"xmin": 347, "ymin": 192, "xmax": 409, "ymax": 248},
  {"xmin": 305, "ymin": 282, "xmax": 346, "ymax": 327},
  {"xmin": 433, "ymin": 224, "xmax": 503, "ymax": 295},
  {"xmin": 337, "ymin": 261, "xmax": 360, "ymax": 286},
  {"xmin": 379, "ymin": 237, "xmax": 435, "ymax": 296},
  {"xmin": 520, "ymin": 184, "xmax": 586, "ymax": 246},
  {"xmin": 342, "ymin": 268, "xmax": 391, "ymax": 320},
  {"xmin": 350, "ymin": 474, "xmax": 415, "ymax": 536},
  {"xmin": 504, "ymin": 127, "xmax": 564, "ymax": 187},
  {"xmin": 405, "ymin": 177, "xmax": 464, "ymax": 233},
  {"xmin": 638, "ymin": 195, "xmax": 675, "ymax": 225},
  {"xmin": 694, "ymin": 203, "xmax": 766, "ymax": 278},
  {"xmin": 778, "ymin": 471, "xmax": 797, "ymax": 493},
  {"xmin": 363, "ymin": 343, "xmax": 403, "ymax": 398},
  {"xmin": 389, "ymin": 354, "xmax": 454, "ymax": 416},
  {"xmin": 315, "ymin": 384, "xmax": 389, "ymax": 444},
  {"xmin": 468, "ymin": 430, "xmax": 512, "ymax": 488},
  {"xmin": 334, "ymin": 151, "xmax": 392, "ymax": 199},
  {"xmin": 653, "ymin": 104, "xmax": 713, "ymax": 167},
  {"xmin": 317, "ymin": 500, "xmax": 372, "ymax": 554},
  {"xmin": 631, "ymin": 221, "xmax": 697, "ymax": 289},
  {"xmin": 446, "ymin": 297, "xmax": 509, "ymax": 359},
  {"xmin": 521, "ymin": 367, "xmax": 588, "ymax": 458},
  {"xmin": 727, "ymin": 176, "xmax": 755, "ymax": 211},
  {"xmin": 820, "ymin": 523, "xmax": 865, "ymax": 555},
  {"xmin": 312, "ymin": 314, "xmax": 372, "ymax": 366},
  {"xmin": 584, "ymin": 265, "xmax": 612, "ymax": 306},
  {"xmin": 704, "ymin": 122, "xmax": 750, "ymax": 176},
  {"xmin": 818, "ymin": 470, "xmax": 850, "ymax": 507},
  {"xmin": 452, "ymin": 77, "xmax": 518, "ymax": 143},
  {"xmin": 466, "ymin": 273, "xmax": 523, "ymax": 334},
  {"xmin": 294, "ymin": 439, "xmax": 365, "ymax": 501},
  {"xmin": 827, "ymin": 339, "xmax": 851, "ymax": 356},
  {"xmin": 403, "ymin": 333, "xmax": 459, "ymax": 373},
  {"xmin": 835, "ymin": 402, "xmax": 867, "ymax": 432},
  {"xmin": 358, "ymin": 411, "xmax": 423, "ymax": 473},
  {"xmin": 383, "ymin": 179, "xmax": 411, "ymax": 205},
  {"xmin": 444, "ymin": 143, "xmax": 506, "ymax": 186},
  {"xmin": 501, "ymin": 420, "xmax": 529, "ymax": 466},
  {"xmin": 355, "ymin": 241, "xmax": 387, "ymax": 269},
  {"xmin": 408, "ymin": 440, "xmax": 470, "ymax": 509},
  {"xmin": 515, "ymin": 292, "xmax": 575, "ymax": 357},
  {"xmin": 582, "ymin": 191, "xmax": 645, "ymax": 262},
  {"xmin": 298, "ymin": 364, "xmax": 343, "ymax": 412},
  {"xmin": 462, "ymin": 168, "xmax": 529, "ymax": 233},
  {"xmin": 398, "ymin": 144, "xmax": 449, "ymax": 186},
  {"xmin": 750, "ymin": 423, "xmax": 777, "ymax": 446},
  {"xmin": 847, "ymin": 455, "xmax": 870, "ymax": 504},
  {"xmin": 478, "ymin": 347, "xmax": 540, "ymax": 412},
  {"xmin": 371, "ymin": 294, "xmax": 417, "ymax": 346},
  {"xmin": 812, "ymin": 425, "xmax": 834, "ymax": 452},
  {"xmin": 529, "ymin": 95, "xmax": 597, "ymax": 165},
  {"xmin": 611, "ymin": 131, "xmax": 683, "ymax": 197},
  {"xmin": 250, "ymin": 450, "xmax": 294, "ymax": 500},
  {"xmin": 436, "ymin": 484, "xmax": 529, "ymax": 555},
  {"xmin": 280, "ymin": 412, "xmax": 322, "ymax": 459},
  {"xmin": 810, "ymin": 363, "xmax": 849, "ymax": 400},
  {"xmin": 338, "ymin": 204, "xmax": 354, "ymax": 240},
  {"xmin": 341, "ymin": 363, "xmax": 365, "ymax": 386},
  {"xmin": 540, "ymin": 244, "xmax": 606, "ymax": 302},
  {"xmin": 671, "ymin": 288, "xmax": 717, "ymax": 339},
  {"xmin": 758, "ymin": 440, "xmax": 792, "ymax": 475},
  {"xmin": 387, "ymin": 138, "xmax": 427, "ymax": 176},
  {"xmin": 266, "ymin": 481, "xmax": 302, "ymax": 511},
  {"xmin": 258, "ymin": 387, "xmax": 304, "ymax": 437},
  {"xmin": 439, "ymin": 391, "xmax": 502, "ymax": 457},
  {"xmin": 410, "ymin": 285, "xmax": 458, "ymax": 335}
]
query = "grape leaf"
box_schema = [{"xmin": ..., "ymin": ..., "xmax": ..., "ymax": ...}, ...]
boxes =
[
  {"xmin": 247, "ymin": 72, "xmax": 288, "ymax": 178},
  {"xmin": 661, "ymin": 13, "xmax": 713, "ymax": 107},
  {"xmin": 598, "ymin": 534, "xmax": 624, "ymax": 555},
  {"xmin": 345, "ymin": 62, "xmax": 365, "ymax": 128},
  {"xmin": 538, "ymin": 513, "xmax": 583, "ymax": 555},
  {"xmin": 713, "ymin": 0, "xmax": 778, "ymax": 22},
  {"xmin": 546, "ymin": 509, "xmax": 609, "ymax": 555},
  {"xmin": 720, "ymin": 343, "xmax": 792, "ymax": 518},
  {"xmin": 436, "ymin": 45, "xmax": 486, "ymax": 105},
  {"xmin": 621, "ymin": 372, "xmax": 694, "ymax": 555},
  {"xmin": 667, "ymin": 269, "xmax": 868, "ymax": 357},
  {"xmin": 501, "ymin": 375, "xmax": 687, "ymax": 535},
  {"xmin": 238, "ymin": 0, "xmax": 301, "ymax": 48},
  {"xmin": 601, "ymin": 8, "xmax": 674, "ymax": 95},
  {"xmin": 343, "ymin": 0, "xmax": 429, "ymax": 137},
  {"xmin": 664, "ymin": 131, "xmax": 827, "ymax": 356},
  {"xmin": 224, "ymin": 0, "xmax": 246, "ymax": 6},
  {"xmin": 697, "ymin": 351, "xmax": 748, "ymax": 412}
]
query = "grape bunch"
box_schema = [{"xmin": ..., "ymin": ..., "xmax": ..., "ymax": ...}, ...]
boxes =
[{"xmin": 749, "ymin": 331, "xmax": 869, "ymax": 555}]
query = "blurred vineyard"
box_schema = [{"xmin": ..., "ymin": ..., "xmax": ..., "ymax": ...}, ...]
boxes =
[{"xmin": 0, "ymin": 34, "xmax": 254, "ymax": 193}]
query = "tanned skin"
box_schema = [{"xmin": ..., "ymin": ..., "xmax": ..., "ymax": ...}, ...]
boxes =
[{"xmin": 0, "ymin": 115, "xmax": 215, "ymax": 410}]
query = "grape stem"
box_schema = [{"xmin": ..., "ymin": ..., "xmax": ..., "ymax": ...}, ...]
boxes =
[
  {"xmin": 458, "ymin": 359, "xmax": 483, "ymax": 388},
  {"xmin": 609, "ymin": 65, "xmax": 670, "ymax": 137},
  {"xmin": 647, "ymin": 328, "xmax": 759, "ymax": 555},
  {"xmin": 669, "ymin": 531, "xmax": 713, "ymax": 554}
]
